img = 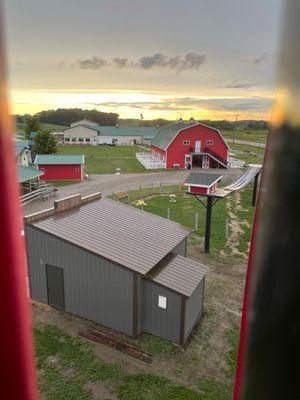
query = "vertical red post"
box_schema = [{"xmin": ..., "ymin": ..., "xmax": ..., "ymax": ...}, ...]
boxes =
[{"xmin": 0, "ymin": 4, "xmax": 39, "ymax": 399}]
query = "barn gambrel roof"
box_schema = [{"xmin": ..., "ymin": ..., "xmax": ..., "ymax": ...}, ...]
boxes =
[{"xmin": 151, "ymin": 122, "xmax": 229, "ymax": 150}]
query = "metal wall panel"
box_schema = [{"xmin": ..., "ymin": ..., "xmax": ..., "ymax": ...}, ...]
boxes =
[
  {"xmin": 184, "ymin": 279, "xmax": 204, "ymax": 341},
  {"xmin": 171, "ymin": 237, "xmax": 187, "ymax": 257},
  {"xmin": 140, "ymin": 279, "xmax": 182, "ymax": 344},
  {"xmin": 26, "ymin": 225, "xmax": 134, "ymax": 335}
]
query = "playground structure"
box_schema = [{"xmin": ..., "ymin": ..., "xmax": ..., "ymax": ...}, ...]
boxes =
[{"xmin": 185, "ymin": 164, "xmax": 263, "ymax": 253}]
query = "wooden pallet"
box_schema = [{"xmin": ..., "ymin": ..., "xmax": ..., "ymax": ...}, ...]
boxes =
[{"xmin": 79, "ymin": 327, "xmax": 153, "ymax": 364}]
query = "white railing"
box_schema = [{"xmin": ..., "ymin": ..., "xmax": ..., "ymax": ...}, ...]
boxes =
[
  {"xmin": 228, "ymin": 157, "xmax": 246, "ymax": 169},
  {"xmin": 136, "ymin": 152, "xmax": 166, "ymax": 170}
]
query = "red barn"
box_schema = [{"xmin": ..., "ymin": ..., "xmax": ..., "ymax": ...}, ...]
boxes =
[
  {"xmin": 151, "ymin": 121, "xmax": 229, "ymax": 169},
  {"xmin": 184, "ymin": 172, "xmax": 222, "ymax": 195},
  {"xmin": 34, "ymin": 155, "xmax": 85, "ymax": 181}
]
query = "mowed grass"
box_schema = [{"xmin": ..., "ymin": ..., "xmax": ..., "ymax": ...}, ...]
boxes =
[
  {"xmin": 16, "ymin": 122, "xmax": 67, "ymax": 134},
  {"xmin": 117, "ymin": 186, "xmax": 255, "ymax": 259},
  {"xmin": 58, "ymin": 145, "xmax": 150, "ymax": 174},
  {"xmin": 229, "ymin": 143, "xmax": 265, "ymax": 165},
  {"xmin": 35, "ymin": 325, "xmax": 230, "ymax": 400},
  {"xmin": 223, "ymin": 129, "xmax": 268, "ymax": 143}
]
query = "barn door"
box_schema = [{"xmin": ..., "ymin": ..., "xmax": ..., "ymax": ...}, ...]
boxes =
[
  {"xmin": 195, "ymin": 141, "xmax": 201, "ymax": 153},
  {"xmin": 46, "ymin": 265, "xmax": 65, "ymax": 310}
]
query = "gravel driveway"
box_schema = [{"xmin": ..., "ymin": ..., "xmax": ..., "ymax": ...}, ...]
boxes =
[{"xmin": 22, "ymin": 169, "xmax": 241, "ymax": 215}]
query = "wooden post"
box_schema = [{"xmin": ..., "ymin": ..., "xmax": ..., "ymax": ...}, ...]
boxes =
[
  {"xmin": 167, "ymin": 208, "xmax": 170, "ymax": 219},
  {"xmin": 205, "ymin": 197, "xmax": 213, "ymax": 253},
  {"xmin": 225, "ymin": 217, "xmax": 229, "ymax": 237},
  {"xmin": 252, "ymin": 173, "xmax": 259, "ymax": 207}
]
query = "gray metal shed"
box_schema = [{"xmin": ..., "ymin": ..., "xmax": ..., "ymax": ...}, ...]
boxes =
[{"xmin": 25, "ymin": 193, "xmax": 208, "ymax": 345}]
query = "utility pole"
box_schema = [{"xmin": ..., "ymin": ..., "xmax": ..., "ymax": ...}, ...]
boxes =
[{"xmin": 233, "ymin": 114, "xmax": 238, "ymax": 143}]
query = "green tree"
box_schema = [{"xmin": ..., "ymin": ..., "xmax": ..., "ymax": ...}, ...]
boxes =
[
  {"xmin": 24, "ymin": 115, "xmax": 41, "ymax": 139},
  {"xmin": 32, "ymin": 130, "xmax": 57, "ymax": 154}
]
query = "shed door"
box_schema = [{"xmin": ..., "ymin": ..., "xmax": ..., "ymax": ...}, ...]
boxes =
[{"xmin": 46, "ymin": 265, "xmax": 65, "ymax": 310}]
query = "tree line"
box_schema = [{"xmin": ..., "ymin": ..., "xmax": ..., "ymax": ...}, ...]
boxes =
[{"xmin": 14, "ymin": 108, "xmax": 269, "ymax": 130}]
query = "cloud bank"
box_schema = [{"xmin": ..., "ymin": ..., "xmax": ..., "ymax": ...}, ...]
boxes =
[{"xmin": 75, "ymin": 52, "xmax": 206, "ymax": 72}]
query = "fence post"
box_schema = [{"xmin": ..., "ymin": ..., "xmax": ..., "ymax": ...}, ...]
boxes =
[
  {"xmin": 160, "ymin": 182, "xmax": 162, "ymax": 192},
  {"xmin": 139, "ymin": 184, "xmax": 142, "ymax": 192},
  {"xmin": 167, "ymin": 208, "xmax": 170, "ymax": 219},
  {"xmin": 112, "ymin": 191, "xmax": 114, "ymax": 200},
  {"xmin": 195, "ymin": 212, "xmax": 198, "ymax": 231},
  {"xmin": 225, "ymin": 217, "xmax": 229, "ymax": 237},
  {"xmin": 152, "ymin": 182, "xmax": 154, "ymax": 192}
]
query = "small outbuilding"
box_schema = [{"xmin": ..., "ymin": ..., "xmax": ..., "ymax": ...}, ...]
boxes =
[
  {"xmin": 34, "ymin": 154, "xmax": 85, "ymax": 181},
  {"xmin": 184, "ymin": 173, "xmax": 222, "ymax": 195},
  {"xmin": 25, "ymin": 194, "xmax": 208, "ymax": 345}
]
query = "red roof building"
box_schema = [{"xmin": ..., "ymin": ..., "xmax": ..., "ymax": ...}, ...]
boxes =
[
  {"xmin": 151, "ymin": 121, "xmax": 229, "ymax": 169},
  {"xmin": 34, "ymin": 155, "xmax": 84, "ymax": 181},
  {"xmin": 184, "ymin": 173, "xmax": 222, "ymax": 195}
]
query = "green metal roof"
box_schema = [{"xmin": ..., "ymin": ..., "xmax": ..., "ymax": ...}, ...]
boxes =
[
  {"xmin": 18, "ymin": 166, "xmax": 44, "ymax": 182},
  {"xmin": 29, "ymin": 131, "xmax": 38, "ymax": 139},
  {"xmin": 64, "ymin": 123, "xmax": 158, "ymax": 139},
  {"xmin": 151, "ymin": 122, "xmax": 196, "ymax": 150},
  {"xmin": 34, "ymin": 154, "xmax": 84, "ymax": 165},
  {"xmin": 98, "ymin": 126, "xmax": 158, "ymax": 139},
  {"xmin": 15, "ymin": 140, "xmax": 30, "ymax": 156}
]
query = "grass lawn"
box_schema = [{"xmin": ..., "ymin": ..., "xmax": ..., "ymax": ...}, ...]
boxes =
[
  {"xmin": 229, "ymin": 143, "xmax": 265, "ymax": 165},
  {"xmin": 16, "ymin": 122, "xmax": 67, "ymax": 134},
  {"xmin": 48, "ymin": 180, "xmax": 81, "ymax": 187},
  {"xmin": 116, "ymin": 185, "xmax": 255, "ymax": 259},
  {"xmin": 35, "ymin": 325, "xmax": 233, "ymax": 399},
  {"xmin": 223, "ymin": 129, "xmax": 268, "ymax": 144},
  {"xmin": 58, "ymin": 145, "xmax": 151, "ymax": 174}
]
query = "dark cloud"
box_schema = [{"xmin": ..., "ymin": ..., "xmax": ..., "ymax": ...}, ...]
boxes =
[
  {"xmin": 76, "ymin": 56, "xmax": 107, "ymax": 69},
  {"xmin": 138, "ymin": 52, "xmax": 206, "ymax": 71},
  {"xmin": 223, "ymin": 79, "xmax": 257, "ymax": 89},
  {"xmin": 75, "ymin": 52, "xmax": 206, "ymax": 71},
  {"xmin": 112, "ymin": 57, "xmax": 130, "ymax": 68},
  {"xmin": 244, "ymin": 52, "xmax": 269, "ymax": 65}
]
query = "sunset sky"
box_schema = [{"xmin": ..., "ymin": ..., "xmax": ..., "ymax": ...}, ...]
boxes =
[{"xmin": 4, "ymin": 0, "xmax": 281, "ymax": 120}]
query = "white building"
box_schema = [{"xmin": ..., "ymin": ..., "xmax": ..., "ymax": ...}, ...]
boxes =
[{"xmin": 63, "ymin": 120, "xmax": 158, "ymax": 146}]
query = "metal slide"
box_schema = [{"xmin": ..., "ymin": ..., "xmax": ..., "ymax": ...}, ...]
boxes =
[{"xmin": 224, "ymin": 164, "xmax": 262, "ymax": 192}]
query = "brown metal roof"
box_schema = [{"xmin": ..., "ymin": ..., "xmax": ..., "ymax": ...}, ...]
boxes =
[
  {"xmin": 149, "ymin": 254, "xmax": 209, "ymax": 297},
  {"xmin": 32, "ymin": 198, "xmax": 190, "ymax": 275}
]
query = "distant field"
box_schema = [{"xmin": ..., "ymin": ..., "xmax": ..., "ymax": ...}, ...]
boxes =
[
  {"xmin": 58, "ymin": 145, "xmax": 151, "ymax": 174},
  {"xmin": 223, "ymin": 129, "xmax": 268, "ymax": 144},
  {"xmin": 229, "ymin": 143, "xmax": 265, "ymax": 165},
  {"xmin": 16, "ymin": 122, "xmax": 67, "ymax": 134}
]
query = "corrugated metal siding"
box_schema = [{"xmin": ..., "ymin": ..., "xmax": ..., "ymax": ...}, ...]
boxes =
[
  {"xmin": 140, "ymin": 279, "xmax": 181, "ymax": 344},
  {"xmin": 171, "ymin": 238, "xmax": 187, "ymax": 257},
  {"xmin": 184, "ymin": 279, "xmax": 204, "ymax": 341},
  {"xmin": 26, "ymin": 225, "xmax": 134, "ymax": 335}
]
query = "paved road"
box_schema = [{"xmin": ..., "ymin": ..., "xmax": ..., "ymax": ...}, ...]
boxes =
[{"xmin": 23, "ymin": 169, "xmax": 241, "ymax": 215}]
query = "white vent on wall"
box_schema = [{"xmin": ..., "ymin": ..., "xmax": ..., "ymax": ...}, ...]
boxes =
[{"xmin": 158, "ymin": 295, "xmax": 167, "ymax": 309}]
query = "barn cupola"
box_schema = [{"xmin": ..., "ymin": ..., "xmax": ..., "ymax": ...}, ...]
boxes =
[
  {"xmin": 178, "ymin": 117, "xmax": 184, "ymax": 124},
  {"xmin": 189, "ymin": 117, "xmax": 195, "ymax": 124}
]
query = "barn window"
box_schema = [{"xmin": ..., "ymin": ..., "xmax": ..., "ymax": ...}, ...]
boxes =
[
  {"xmin": 86, "ymin": 138, "xmax": 90, "ymax": 142},
  {"xmin": 183, "ymin": 140, "xmax": 190, "ymax": 145},
  {"xmin": 78, "ymin": 137, "xmax": 84, "ymax": 142},
  {"xmin": 71, "ymin": 137, "xmax": 77, "ymax": 142},
  {"xmin": 206, "ymin": 139, "xmax": 213, "ymax": 145},
  {"xmin": 65, "ymin": 137, "xmax": 70, "ymax": 142},
  {"xmin": 40, "ymin": 168, "xmax": 45, "ymax": 172},
  {"xmin": 158, "ymin": 295, "xmax": 167, "ymax": 309},
  {"xmin": 75, "ymin": 167, "xmax": 80, "ymax": 172}
]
